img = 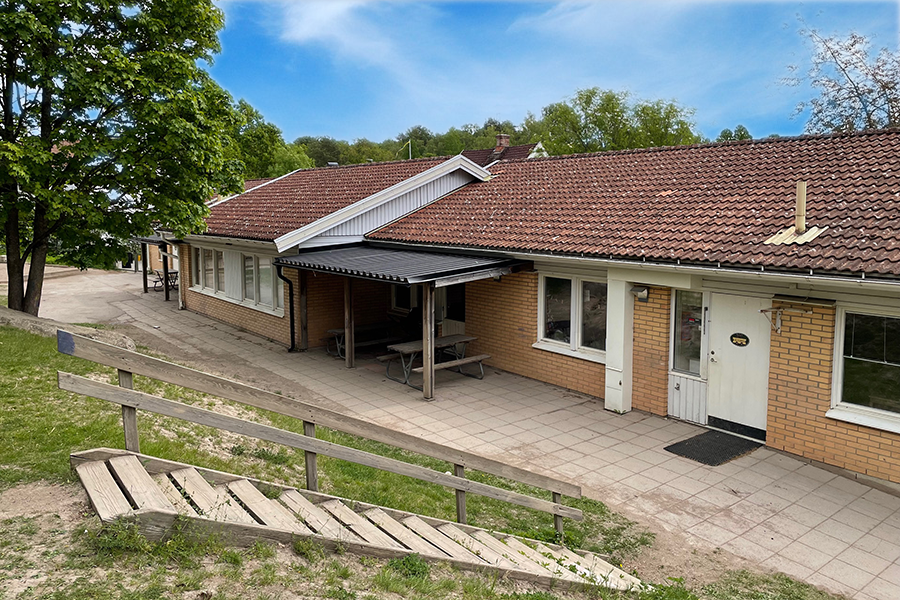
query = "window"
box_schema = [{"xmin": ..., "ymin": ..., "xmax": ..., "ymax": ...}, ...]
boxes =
[
  {"xmin": 189, "ymin": 245, "xmax": 283, "ymax": 314},
  {"xmin": 215, "ymin": 250, "xmax": 225, "ymax": 293},
  {"xmin": 830, "ymin": 307, "xmax": 900, "ymax": 434},
  {"xmin": 673, "ymin": 290, "xmax": 703, "ymax": 375},
  {"xmin": 536, "ymin": 274, "xmax": 607, "ymax": 360}
]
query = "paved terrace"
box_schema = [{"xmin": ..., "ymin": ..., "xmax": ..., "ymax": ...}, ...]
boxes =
[{"xmin": 33, "ymin": 270, "xmax": 900, "ymax": 600}]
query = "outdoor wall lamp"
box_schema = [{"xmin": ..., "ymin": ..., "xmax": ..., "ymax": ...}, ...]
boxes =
[{"xmin": 631, "ymin": 286, "xmax": 649, "ymax": 302}]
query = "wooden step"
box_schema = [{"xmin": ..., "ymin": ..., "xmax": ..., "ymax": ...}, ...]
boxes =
[
  {"xmin": 279, "ymin": 490, "xmax": 361, "ymax": 543},
  {"xmin": 401, "ymin": 516, "xmax": 483, "ymax": 564},
  {"xmin": 436, "ymin": 524, "xmax": 518, "ymax": 569},
  {"xmin": 151, "ymin": 473, "xmax": 198, "ymax": 516},
  {"xmin": 168, "ymin": 468, "xmax": 256, "ymax": 525},
  {"xmin": 364, "ymin": 508, "xmax": 444, "ymax": 557},
  {"xmin": 320, "ymin": 499, "xmax": 403, "ymax": 549},
  {"xmin": 227, "ymin": 479, "xmax": 310, "ymax": 534},
  {"xmin": 538, "ymin": 543, "xmax": 638, "ymax": 589},
  {"xmin": 470, "ymin": 531, "xmax": 547, "ymax": 575},
  {"xmin": 108, "ymin": 455, "xmax": 174, "ymax": 512},
  {"xmin": 76, "ymin": 461, "xmax": 132, "ymax": 522},
  {"xmin": 503, "ymin": 537, "xmax": 581, "ymax": 582}
]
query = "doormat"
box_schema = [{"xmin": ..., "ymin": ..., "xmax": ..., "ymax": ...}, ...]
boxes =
[{"xmin": 664, "ymin": 430, "xmax": 762, "ymax": 466}]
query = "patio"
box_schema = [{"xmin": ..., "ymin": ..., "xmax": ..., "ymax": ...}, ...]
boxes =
[{"xmin": 42, "ymin": 270, "xmax": 900, "ymax": 599}]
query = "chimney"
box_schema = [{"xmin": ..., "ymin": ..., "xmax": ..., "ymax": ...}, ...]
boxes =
[
  {"xmin": 495, "ymin": 133, "xmax": 510, "ymax": 149},
  {"xmin": 795, "ymin": 181, "xmax": 807, "ymax": 234}
]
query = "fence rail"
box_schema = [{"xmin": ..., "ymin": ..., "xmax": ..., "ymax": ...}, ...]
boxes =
[{"xmin": 57, "ymin": 331, "xmax": 582, "ymax": 531}]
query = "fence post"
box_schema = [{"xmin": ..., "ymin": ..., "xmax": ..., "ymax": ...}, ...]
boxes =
[
  {"xmin": 553, "ymin": 492, "xmax": 564, "ymax": 537},
  {"xmin": 304, "ymin": 421, "xmax": 318, "ymax": 492},
  {"xmin": 117, "ymin": 369, "xmax": 140, "ymax": 453},
  {"xmin": 454, "ymin": 464, "xmax": 466, "ymax": 524}
]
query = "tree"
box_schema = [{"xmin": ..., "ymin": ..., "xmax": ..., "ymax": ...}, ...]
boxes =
[
  {"xmin": 294, "ymin": 136, "xmax": 348, "ymax": 167},
  {"xmin": 0, "ymin": 1, "xmax": 243, "ymax": 315},
  {"xmin": 230, "ymin": 100, "xmax": 312, "ymax": 178},
  {"xmin": 533, "ymin": 88, "xmax": 702, "ymax": 155},
  {"xmin": 716, "ymin": 125, "xmax": 752, "ymax": 142},
  {"xmin": 789, "ymin": 30, "xmax": 900, "ymax": 133}
]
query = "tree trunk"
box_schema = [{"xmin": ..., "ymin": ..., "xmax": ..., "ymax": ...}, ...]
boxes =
[
  {"xmin": 3, "ymin": 202, "xmax": 25, "ymax": 312},
  {"xmin": 23, "ymin": 205, "xmax": 48, "ymax": 316}
]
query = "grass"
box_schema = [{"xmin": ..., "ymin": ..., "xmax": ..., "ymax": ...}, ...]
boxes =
[{"xmin": 0, "ymin": 325, "xmax": 848, "ymax": 600}]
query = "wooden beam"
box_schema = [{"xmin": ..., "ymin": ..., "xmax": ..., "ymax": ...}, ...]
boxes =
[
  {"xmin": 422, "ymin": 283, "xmax": 435, "ymax": 400},
  {"xmin": 141, "ymin": 243, "xmax": 148, "ymax": 294},
  {"xmin": 454, "ymin": 464, "xmax": 466, "ymax": 524},
  {"xmin": 56, "ymin": 331, "xmax": 581, "ymax": 498},
  {"xmin": 344, "ymin": 278, "xmax": 355, "ymax": 368},
  {"xmin": 58, "ymin": 372, "xmax": 583, "ymax": 521},
  {"xmin": 303, "ymin": 420, "xmax": 318, "ymax": 492},
  {"xmin": 118, "ymin": 369, "xmax": 139, "ymax": 453}
]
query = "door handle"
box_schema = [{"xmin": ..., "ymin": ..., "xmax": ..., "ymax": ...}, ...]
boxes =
[{"xmin": 710, "ymin": 356, "xmax": 718, "ymax": 363}]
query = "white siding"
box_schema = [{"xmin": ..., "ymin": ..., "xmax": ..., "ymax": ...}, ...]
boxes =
[
  {"xmin": 327, "ymin": 171, "xmax": 474, "ymax": 237},
  {"xmin": 668, "ymin": 374, "xmax": 708, "ymax": 425}
]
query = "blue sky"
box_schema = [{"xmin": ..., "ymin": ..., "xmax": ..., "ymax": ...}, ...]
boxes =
[{"xmin": 211, "ymin": 1, "xmax": 899, "ymax": 144}]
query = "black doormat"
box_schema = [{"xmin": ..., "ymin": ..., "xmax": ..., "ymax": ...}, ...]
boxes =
[{"xmin": 664, "ymin": 430, "xmax": 762, "ymax": 466}]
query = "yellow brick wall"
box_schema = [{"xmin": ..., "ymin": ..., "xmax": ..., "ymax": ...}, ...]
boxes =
[
  {"xmin": 767, "ymin": 301, "xmax": 900, "ymax": 484},
  {"xmin": 466, "ymin": 272, "xmax": 605, "ymax": 398},
  {"xmin": 632, "ymin": 287, "xmax": 671, "ymax": 416}
]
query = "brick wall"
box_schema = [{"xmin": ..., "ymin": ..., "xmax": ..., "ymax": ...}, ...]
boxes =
[
  {"xmin": 466, "ymin": 272, "xmax": 605, "ymax": 398},
  {"xmin": 767, "ymin": 302, "xmax": 900, "ymax": 484},
  {"xmin": 632, "ymin": 287, "xmax": 671, "ymax": 416}
]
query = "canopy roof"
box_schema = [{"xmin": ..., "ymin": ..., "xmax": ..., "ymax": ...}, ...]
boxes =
[{"xmin": 275, "ymin": 245, "xmax": 525, "ymax": 287}]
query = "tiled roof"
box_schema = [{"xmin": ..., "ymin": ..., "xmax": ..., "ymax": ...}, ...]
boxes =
[
  {"xmin": 461, "ymin": 143, "xmax": 538, "ymax": 166},
  {"xmin": 205, "ymin": 157, "xmax": 447, "ymax": 241},
  {"xmin": 243, "ymin": 178, "xmax": 274, "ymax": 191},
  {"xmin": 369, "ymin": 130, "xmax": 900, "ymax": 278}
]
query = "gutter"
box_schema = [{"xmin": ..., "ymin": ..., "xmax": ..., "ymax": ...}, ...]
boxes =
[
  {"xmin": 275, "ymin": 265, "xmax": 297, "ymax": 352},
  {"xmin": 367, "ymin": 240, "xmax": 900, "ymax": 291}
]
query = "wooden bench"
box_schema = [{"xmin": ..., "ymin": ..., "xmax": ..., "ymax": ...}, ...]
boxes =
[
  {"xmin": 325, "ymin": 322, "xmax": 403, "ymax": 358},
  {"xmin": 411, "ymin": 354, "xmax": 490, "ymax": 380}
]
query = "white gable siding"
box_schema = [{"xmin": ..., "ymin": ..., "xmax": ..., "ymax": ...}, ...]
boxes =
[{"xmin": 296, "ymin": 170, "xmax": 474, "ymax": 249}]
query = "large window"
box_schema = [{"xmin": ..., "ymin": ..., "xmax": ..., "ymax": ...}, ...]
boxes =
[
  {"xmin": 537, "ymin": 274, "xmax": 607, "ymax": 360},
  {"xmin": 840, "ymin": 312, "xmax": 900, "ymax": 414},
  {"xmin": 190, "ymin": 245, "xmax": 283, "ymax": 314}
]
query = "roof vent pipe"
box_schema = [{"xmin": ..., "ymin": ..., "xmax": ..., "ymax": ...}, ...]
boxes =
[{"xmin": 795, "ymin": 181, "xmax": 807, "ymax": 234}]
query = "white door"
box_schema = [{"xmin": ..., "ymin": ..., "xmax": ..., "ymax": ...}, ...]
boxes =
[{"xmin": 706, "ymin": 293, "xmax": 771, "ymax": 438}]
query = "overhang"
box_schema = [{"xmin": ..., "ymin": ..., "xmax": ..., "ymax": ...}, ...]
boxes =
[{"xmin": 275, "ymin": 246, "xmax": 526, "ymax": 288}]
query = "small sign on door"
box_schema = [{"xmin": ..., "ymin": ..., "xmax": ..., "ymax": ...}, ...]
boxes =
[{"xmin": 730, "ymin": 333, "xmax": 750, "ymax": 347}]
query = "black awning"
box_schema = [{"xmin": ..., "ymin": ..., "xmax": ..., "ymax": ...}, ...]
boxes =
[{"xmin": 275, "ymin": 246, "xmax": 525, "ymax": 287}]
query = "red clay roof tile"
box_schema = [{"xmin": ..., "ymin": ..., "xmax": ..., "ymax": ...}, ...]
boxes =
[{"xmin": 369, "ymin": 130, "xmax": 900, "ymax": 278}]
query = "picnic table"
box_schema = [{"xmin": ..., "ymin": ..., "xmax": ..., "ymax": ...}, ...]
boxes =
[
  {"xmin": 379, "ymin": 334, "xmax": 490, "ymax": 389},
  {"xmin": 153, "ymin": 269, "xmax": 178, "ymax": 292}
]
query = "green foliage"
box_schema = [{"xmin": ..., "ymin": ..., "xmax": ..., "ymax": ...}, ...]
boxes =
[
  {"xmin": 536, "ymin": 88, "xmax": 702, "ymax": 155},
  {"xmin": 228, "ymin": 99, "xmax": 313, "ymax": 178},
  {"xmin": 716, "ymin": 125, "xmax": 752, "ymax": 142},
  {"xmin": 292, "ymin": 538, "xmax": 325, "ymax": 563},
  {"xmin": 0, "ymin": 0, "xmax": 244, "ymax": 313},
  {"xmin": 386, "ymin": 553, "xmax": 430, "ymax": 579}
]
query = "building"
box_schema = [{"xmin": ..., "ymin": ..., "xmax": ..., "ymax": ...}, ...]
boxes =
[{"xmin": 169, "ymin": 130, "xmax": 900, "ymax": 485}]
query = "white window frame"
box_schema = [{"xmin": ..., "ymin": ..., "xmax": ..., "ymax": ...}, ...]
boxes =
[
  {"xmin": 828, "ymin": 304, "xmax": 900, "ymax": 435},
  {"xmin": 668, "ymin": 289, "xmax": 709, "ymax": 381},
  {"xmin": 532, "ymin": 272, "xmax": 607, "ymax": 364},
  {"xmin": 189, "ymin": 245, "xmax": 284, "ymax": 317}
]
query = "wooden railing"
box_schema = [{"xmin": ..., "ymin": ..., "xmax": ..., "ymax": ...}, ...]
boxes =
[{"xmin": 57, "ymin": 331, "xmax": 583, "ymax": 532}]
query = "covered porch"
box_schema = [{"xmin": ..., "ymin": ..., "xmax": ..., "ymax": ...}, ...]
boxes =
[{"xmin": 275, "ymin": 245, "xmax": 526, "ymax": 399}]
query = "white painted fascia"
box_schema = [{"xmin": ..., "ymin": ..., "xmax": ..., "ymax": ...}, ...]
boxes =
[
  {"xmin": 182, "ymin": 234, "xmax": 280, "ymax": 252},
  {"xmin": 273, "ymin": 155, "xmax": 490, "ymax": 253}
]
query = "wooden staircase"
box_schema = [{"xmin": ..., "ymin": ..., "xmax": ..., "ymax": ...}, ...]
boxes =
[{"xmin": 74, "ymin": 448, "xmax": 644, "ymax": 592}]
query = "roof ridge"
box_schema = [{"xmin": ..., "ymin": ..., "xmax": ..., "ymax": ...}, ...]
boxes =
[
  {"xmin": 492, "ymin": 127, "xmax": 900, "ymax": 165},
  {"xmin": 300, "ymin": 155, "xmax": 451, "ymax": 173}
]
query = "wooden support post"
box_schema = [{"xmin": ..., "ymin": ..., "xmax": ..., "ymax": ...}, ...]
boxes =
[
  {"xmin": 422, "ymin": 283, "xmax": 435, "ymax": 400},
  {"xmin": 553, "ymin": 492, "xmax": 564, "ymax": 537},
  {"xmin": 160, "ymin": 243, "xmax": 170, "ymax": 302},
  {"xmin": 118, "ymin": 369, "xmax": 140, "ymax": 452},
  {"xmin": 141, "ymin": 243, "xmax": 148, "ymax": 294},
  {"xmin": 303, "ymin": 421, "xmax": 318, "ymax": 492},
  {"xmin": 454, "ymin": 463, "xmax": 466, "ymax": 524},
  {"xmin": 344, "ymin": 278, "xmax": 355, "ymax": 368},
  {"xmin": 299, "ymin": 271, "xmax": 309, "ymax": 351}
]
